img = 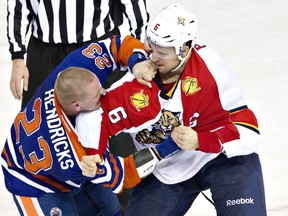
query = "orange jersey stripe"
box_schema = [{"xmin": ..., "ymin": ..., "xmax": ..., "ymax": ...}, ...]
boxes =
[
  {"xmin": 20, "ymin": 196, "xmax": 38, "ymax": 216},
  {"xmin": 32, "ymin": 174, "xmax": 70, "ymax": 192},
  {"xmin": 107, "ymin": 154, "xmax": 121, "ymax": 189},
  {"xmin": 118, "ymin": 35, "xmax": 145, "ymax": 66},
  {"xmin": 2, "ymin": 148, "xmax": 13, "ymax": 167},
  {"xmin": 110, "ymin": 35, "xmax": 118, "ymax": 63},
  {"xmin": 54, "ymin": 91, "xmax": 86, "ymax": 161},
  {"xmin": 123, "ymin": 155, "xmax": 141, "ymax": 188}
]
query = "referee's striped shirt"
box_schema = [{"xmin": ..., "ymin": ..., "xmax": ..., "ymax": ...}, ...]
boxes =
[{"xmin": 7, "ymin": 0, "xmax": 149, "ymax": 59}]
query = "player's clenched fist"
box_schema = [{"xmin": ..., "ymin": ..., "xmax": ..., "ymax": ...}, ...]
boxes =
[
  {"xmin": 171, "ymin": 126, "xmax": 199, "ymax": 150},
  {"xmin": 81, "ymin": 154, "xmax": 102, "ymax": 177}
]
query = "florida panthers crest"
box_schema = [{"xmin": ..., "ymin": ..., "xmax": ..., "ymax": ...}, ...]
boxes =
[
  {"xmin": 181, "ymin": 76, "xmax": 201, "ymax": 96},
  {"xmin": 135, "ymin": 109, "xmax": 182, "ymax": 145},
  {"xmin": 130, "ymin": 89, "xmax": 149, "ymax": 112}
]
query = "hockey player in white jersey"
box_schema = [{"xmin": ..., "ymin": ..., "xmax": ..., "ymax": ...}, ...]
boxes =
[{"xmin": 79, "ymin": 4, "xmax": 267, "ymax": 216}]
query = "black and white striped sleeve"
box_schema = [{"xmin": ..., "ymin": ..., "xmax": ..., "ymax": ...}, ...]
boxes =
[
  {"xmin": 7, "ymin": 0, "xmax": 150, "ymax": 60},
  {"xmin": 120, "ymin": 0, "xmax": 149, "ymax": 42},
  {"xmin": 7, "ymin": 0, "xmax": 34, "ymax": 59}
]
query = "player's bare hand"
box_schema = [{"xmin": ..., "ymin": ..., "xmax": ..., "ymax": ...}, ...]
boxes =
[
  {"xmin": 171, "ymin": 126, "xmax": 199, "ymax": 150},
  {"xmin": 133, "ymin": 60, "xmax": 157, "ymax": 88},
  {"xmin": 10, "ymin": 59, "xmax": 29, "ymax": 100},
  {"xmin": 81, "ymin": 154, "xmax": 102, "ymax": 177}
]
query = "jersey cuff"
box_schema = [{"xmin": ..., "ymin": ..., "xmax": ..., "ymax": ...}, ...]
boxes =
[
  {"xmin": 155, "ymin": 136, "xmax": 181, "ymax": 159},
  {"xmin": 12, "ymin": 51, "xmax": 25, "ymax": 60},
  {"xmin": 197, "ymin": 132, "xmax": 222, "ymax": 153},
  {"xmin": 128, "ymin": 50, "xmax": 147, "ymax": 72},
  {"xmin": 86, "ymin": 148, "xmax": 104, "ymax": 159}
]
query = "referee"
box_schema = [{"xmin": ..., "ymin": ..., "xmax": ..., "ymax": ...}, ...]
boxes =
[
  {"xmin": 7, "ymin": 0, "xmax": 149, "ymax": 108},
  {"xmin": 7, "ymin": 0, "xmax": 149, "ymax": 215}
]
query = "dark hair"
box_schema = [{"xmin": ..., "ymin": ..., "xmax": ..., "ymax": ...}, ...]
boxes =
[{"xmin": 184, "ymin": 40, "xmax": 192, "ymax": 48}]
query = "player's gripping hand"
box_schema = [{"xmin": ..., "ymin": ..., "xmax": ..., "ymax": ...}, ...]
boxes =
[
  {"xmin": 133, "ymin": 60, "xmax": 157, "ymax": 88},
  {"xmin": 81, "ymin": 154, "xmax": 103, "ymax": 177},
  {"xmin": 171, "ymin": 126, "xmax": 199, "ymax": 150}
]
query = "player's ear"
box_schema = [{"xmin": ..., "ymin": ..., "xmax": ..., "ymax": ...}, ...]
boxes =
[
  {"xmin": 181, "ymin": 45, "xmax": 190, "ymax": 58},
  {"xmin": 71, "ymin": 101, "xmax": 81, "ymax": 113}
]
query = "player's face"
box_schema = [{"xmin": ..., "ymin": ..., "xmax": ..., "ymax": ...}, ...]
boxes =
[
  {"xmin": 80, "ymin": 77, "xmax": 105, "ymax": 111},
  {"xmin": 148, "ymin": 43, "xmax": 180, "ymax": 74}
]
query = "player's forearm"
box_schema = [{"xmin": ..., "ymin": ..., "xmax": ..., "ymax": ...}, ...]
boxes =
[{"xmin": 117, "ymin": 35, "xmax": 147, "ymax": 66}]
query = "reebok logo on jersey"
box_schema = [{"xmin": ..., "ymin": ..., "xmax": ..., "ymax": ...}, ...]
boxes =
[{"xmin": 226, "ymin": 198, "xmax": 254, "ymax": 206}]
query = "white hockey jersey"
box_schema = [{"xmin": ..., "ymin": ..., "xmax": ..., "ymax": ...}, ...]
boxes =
[{"xmin": 77, "ymin": 43, "xmax": 260, "ymax": 184}]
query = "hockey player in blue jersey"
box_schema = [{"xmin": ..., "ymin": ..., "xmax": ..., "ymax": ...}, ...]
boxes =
[{"xmin": 0, "ymin": 35, "xmax": 178, "ymax": 215}]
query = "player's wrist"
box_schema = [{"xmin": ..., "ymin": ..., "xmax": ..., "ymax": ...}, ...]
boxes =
[
  {"xmin": 155, "ymin": 136, "xmax": 181, "ymax": 159},
  {"xmin": 128, "ymin": 49, "xmax": 148, "ymax": 72}
]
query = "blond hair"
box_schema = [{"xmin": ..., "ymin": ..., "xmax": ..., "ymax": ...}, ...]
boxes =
[{"xmin": 55, "ymin": 67, "xmax": 96, "ymax": 106}]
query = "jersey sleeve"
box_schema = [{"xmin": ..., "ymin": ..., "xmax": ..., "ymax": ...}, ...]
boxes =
[
  {"xmin": 75, "ymin": 108, "xmax": 109, "ymax": 155},
  {"xmin": 223, "ymin": 106, "xmax": 260, "ymax": 158},
  {"xmin": 102, "ymin": 73, "xmax": 162, "ymax": 136},
  {"xmin": 119, "ymin": 0, "xmax": 149, "ymax": 41},
  {"xmin": 197, "ymin": 123, "xmax": 240, "ymax": 153},
  {"xmin": 76, "ymin": 73, "xmax": 162, "ymax": 153},
  {"xmin": 193, "ymin": 44, "xmax": 261, "ymax": 157},
  {"xmin": 108, "ymin": 35, "xmax": 147, "ymax": 67},
  {"xmin": 8, "ymin": 0, "xmax": 34, "ymax": 59},
  {"xmin": 195, "ymin": 108, "xmax": 260, "ymax": 157}
]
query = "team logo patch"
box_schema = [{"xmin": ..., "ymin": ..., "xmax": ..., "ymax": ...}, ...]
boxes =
[
  {"xmin": 50, "ymin": 207, "xmax": 62, "ymax": 216},
  {"xmin": 135, "ymin": 109, "xmax": 181, "ymax": 145},
  {"xmin": 96, "ymin": 162, "xmax": 106, "ymax": 174},
  {"xmin": 177, "ymin": 16, "xmax": 186, "ymax": 26},
  {"xmin": 130, "ymin": 89, "xmax": 149, "ymax": 112},
  {"xmin": 182, "ymin": 76, "xmax": 201, "ymax": 96}
]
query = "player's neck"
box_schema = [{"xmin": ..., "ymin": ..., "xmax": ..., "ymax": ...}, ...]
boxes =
[
  {"xmin": 160, "ymin": 69, "xmax": 182, "ymax": 84},
  {"xmin": 161, "ymin": 73, "xmax": 180, "ymax": 84}
]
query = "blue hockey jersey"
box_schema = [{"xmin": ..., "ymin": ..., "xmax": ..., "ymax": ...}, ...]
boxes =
[{"xmin": 1, "ymin": 35, "xmax": 145, "ymax": 196}]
